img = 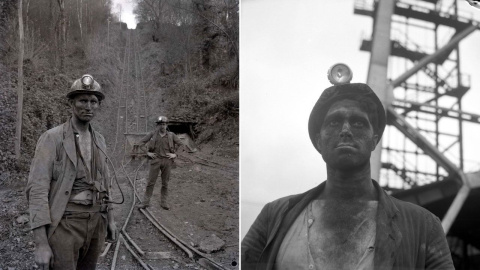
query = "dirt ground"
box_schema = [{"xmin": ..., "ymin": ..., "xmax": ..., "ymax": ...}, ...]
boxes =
[
  {"xmin": 0, "ymin": 20, "xmax": 238, "ymax": 269},
  {"xmin": 0, "ymin": 139, "xmax": 238, "ymax": 269},
  {"xmin": 102, "ymin": 141, "xmax": 239, "ymax": 269}
]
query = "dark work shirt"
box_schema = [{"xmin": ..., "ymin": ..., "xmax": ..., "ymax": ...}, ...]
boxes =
[
  {"xmin": 139, "ymin": 130, "xmax": 184, "ymax": 158},
  {"xmin": 71, "ymin": 127, "xmax": 95, "ymax": 196},
  {"xmin": 155, "ymin": 133, "xmax": 172, "ymax": 158}
]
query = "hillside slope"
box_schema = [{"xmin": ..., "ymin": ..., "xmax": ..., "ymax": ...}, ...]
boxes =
[{"xmin": 0, "ymin": 15, "xmax": 238, "ymax": 270}]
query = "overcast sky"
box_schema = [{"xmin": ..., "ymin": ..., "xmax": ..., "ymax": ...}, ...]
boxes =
[
  {"xmin": 112, "ymin": 0, "xmax": 137, "ymax": 29},
  {"xmin": 240, "ymin": 0, "xmax": 480, "ymax": 239}
]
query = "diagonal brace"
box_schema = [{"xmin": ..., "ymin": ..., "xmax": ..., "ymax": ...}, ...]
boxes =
[
  {"xmin": 387, "ymin": 107, "xmax": 461, "ymax": 177},
  {"xmin": 391, "ymin": 24, "xmax": 478, "ymax": 88}
]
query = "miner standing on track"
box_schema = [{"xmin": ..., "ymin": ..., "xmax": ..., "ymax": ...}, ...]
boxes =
[
  {"xmin": 26, "ymin": 74, "xmax": 117, "ymax": 269},
  {"xmin": 136, "ymin": 116, "xmax": 186, "ymax": 210}
]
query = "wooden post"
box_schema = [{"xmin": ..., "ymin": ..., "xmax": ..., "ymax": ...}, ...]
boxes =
[{"xmin": 15, "ymin": 0, "xmax": 25, "ymax": 165}]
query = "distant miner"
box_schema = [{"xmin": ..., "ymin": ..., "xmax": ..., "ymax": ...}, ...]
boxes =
[
  {"xmin": 26, "ymin": 74, "xmax": 117, "ymax": 269},
  {"xmin": 136, "ymin": 116, "xmax": 188, "ymax": 210},
  {"xmin": 241, "ymin": 64, "xmax": 454, "ymax": 269}
]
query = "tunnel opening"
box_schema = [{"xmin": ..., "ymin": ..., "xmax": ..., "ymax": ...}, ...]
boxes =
[{"xmin": 167, "ymin": 121, "xmax": 197, "ymax": 139}]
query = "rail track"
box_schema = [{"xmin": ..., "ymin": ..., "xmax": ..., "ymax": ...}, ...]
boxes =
[{"xmin": 98, "ymin": 29, "xmax": 231, "ymax": 270}]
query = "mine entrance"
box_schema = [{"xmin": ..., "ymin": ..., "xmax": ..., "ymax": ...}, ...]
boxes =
[{"xmin": 167, "ymin": 121, "xmax": 197, "ymax": 139}]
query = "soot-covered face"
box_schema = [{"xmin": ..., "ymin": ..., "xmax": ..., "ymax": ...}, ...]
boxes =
[
  {"xmin": 316, "ymin": 99, "xmax": 378, "ymax": 171},
  {"xmin": 70, "ymin": 94, "xmax": 100, "ymax": 123}
]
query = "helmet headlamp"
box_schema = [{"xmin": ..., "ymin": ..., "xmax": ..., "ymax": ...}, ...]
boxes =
[
  {"xmin": 67, "ymin": 74, "xmax": 104, "ymax": 100},
  {"xmin": 156, "ymin": 116, "xmax": 169, "ymax": 123},
  {"xmin": 327, "ymin": 63, "xmax": 353, "ymax": 85},
  {"xmin": 81, "ymin": 75, "xmax": 94, "ymax": 89}
]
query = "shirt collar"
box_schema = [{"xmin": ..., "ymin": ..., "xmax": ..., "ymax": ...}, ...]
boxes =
[{"xmin": 70, "ymin": 117, "xmax": 92, "ymax": 135}]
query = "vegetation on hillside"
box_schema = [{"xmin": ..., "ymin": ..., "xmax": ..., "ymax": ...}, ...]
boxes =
[
  {"xmin": 0, "ymin": 1, "xmax": 238, "ymax": 267},
  {"xmin": 0, "ymin": 0, "xmax": 239, "ymax": 177}
]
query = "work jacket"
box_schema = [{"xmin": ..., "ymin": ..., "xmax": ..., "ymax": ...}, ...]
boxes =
[
  {"xmin": 140, "ymin": 130, "xmax": 183, "ymax": 155},
  {"xmin": 26, "ymin": 119, "xmax": 110, "ymax": 238},
  {"xmin": 241, "ymin": 180, "xmax": 454, "ymax": 270}
]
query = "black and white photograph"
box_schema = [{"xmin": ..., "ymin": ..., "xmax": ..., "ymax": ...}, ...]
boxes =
[
  {"xmin": 3, "ymin": 0, "xmax": 480, "ymax": 269},
  {"xmin": 0, "ymin": 0, "xmax": 238, "ymax": 269},
  {"xmin": 241, "ymin": 0, "xmax": 480, "ymax": 269}
]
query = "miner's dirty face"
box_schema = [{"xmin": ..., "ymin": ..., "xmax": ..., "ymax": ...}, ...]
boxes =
[
  {"xmin": 69, "ymin": 94, "xmax": 99, "ymax": 123},
  {"xmin": 157, "ymin": 122, "xmax": 167, "ymax": 132},
  {"xmin": 316, "ymin": 99, "xmax": 378, "ymax": 170}
]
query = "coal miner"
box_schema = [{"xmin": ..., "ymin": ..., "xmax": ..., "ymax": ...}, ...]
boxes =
[
  {"xmin": 241, "ymin": 65, "xmax": 454, "ymax": 269},
  {"xmin": 136, "ymin": 116, "xmax": 187, "ymax": 210},
  {"xmin": 26, "ymin": 75, "xmax": 117, "ymax": 269}
]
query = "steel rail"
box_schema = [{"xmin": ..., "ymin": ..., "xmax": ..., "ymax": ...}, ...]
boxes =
[
  {"xmin": 120, "ymin": 159, "xmax": 227, "ymax": 270},
  {"xmin": 119, "ymin": 158, "xmax": 196, "ymax": 265},
  {"xmin": 111, "ymin": 30, "xmax": 131, "ymax": 165},
  {"xmin": 110, "ymin": 30, "xmax": 148, "ymax": 267},
  {"xmin": 105, "ymin": 29, "xmax": 150, "ymax": 269},
  {"xmin": 110, "ymin": 237, "xmax": 121, "ymax": 270},
  {"xmin": 124, "ymin": 30, "xmax": 131, "ymax": 136},
  {"xmin": 142, "ymin": 209, "xmax": 227, "ymax": 270},
  {"xmin": 135, "ymin": 30, "xmax": 148, "ymax": 133},
  {"xmin": 105, "ymin": 28, "xmax": 229, "ymax": 270},
  {"xmin": 110, "ymin": 157, "xmax": 144, "ymax": 267},
  {"xmin": 120, "ymin": 158, "xmax": 147, "ymax": 256},
  {"xmin": 133, "ymin": 31, "xmax": 142, "ymax": 133},
  {"xmin": 139, "ymin": 208, "xmax": 195, "ymax": 259},
  {"xmin": 121, "ymin": 234, "xmax": 152, "ymax": 270},
  {"xmin": 100, "ymin": 242, "xmax": 111, "ymax": 257},
  {"xmin": 121, "ymin": 230, "xmax": 145, "ymax": 256}
]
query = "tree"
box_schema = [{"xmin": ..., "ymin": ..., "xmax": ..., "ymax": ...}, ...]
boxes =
[
  {"xmin": 57, "ymin": 0, "xmax": 66, "ymax": 72},
  {"xmin": 133, "ymin": 0, "xmax": 238, "ymax": 79},
  {"xmin": 77, "ymin": 0, "xmax": 83, "ymax": 41},
  {"xmin": 15, "ymin": 0, "xmax": 25, "ymax": 164}
]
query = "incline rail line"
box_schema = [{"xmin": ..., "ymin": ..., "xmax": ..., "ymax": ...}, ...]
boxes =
[
  {"xmin": 102, "ymin": 29, "xmax": 228, "ymax": 269},
  {"xmin": 118, "ymin": 158, "xmax": 227, "ymax": 270},
  {"xmin": 133, "ymin": 31, "xmax": 148, "ymax": 133},
  {"xmin": 111, "ymin": 30, "xmax": 130, "ymax": 164},
  {"xmin": 135, "ymin": 30, "xmax": 148, "ymax": 133}
]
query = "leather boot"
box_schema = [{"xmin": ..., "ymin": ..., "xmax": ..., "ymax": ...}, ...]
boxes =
[
  {"xmin": 160, "ymin": 187, "xmax": 169, "ymax": 210},
  {"xmin": 137, "ymin": 185, "xmax": 154, "ymax": 209}
]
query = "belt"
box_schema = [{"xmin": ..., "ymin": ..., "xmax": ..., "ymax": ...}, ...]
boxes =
[
  {"xmin": 69, "ymin": 190, "xmax": 93, "ymax": 204},
  {"xmin": 153, "ymin": 156, "xmax": 171, "ymax": 159},
  {"xmin": 65, "ymin": 202, "xmax": 108, "ymax": 213}
]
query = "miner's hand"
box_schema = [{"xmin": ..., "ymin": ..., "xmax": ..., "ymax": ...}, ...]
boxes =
[
  {"xmin": 166, "ymin": 153, "xmax": 177, "ymax": 159},
  {"xmin": 35, "ymin": 243, "xmax": 54, "ymax": 269},
  {"xmin": 147, "ymin": 152, "xmax": 157, "ymax": 159}
]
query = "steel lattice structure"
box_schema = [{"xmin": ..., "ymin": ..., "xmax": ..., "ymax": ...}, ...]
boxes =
[{"xmin": 355, "ymin": 0, "xmax": 480, "ymax": 267}]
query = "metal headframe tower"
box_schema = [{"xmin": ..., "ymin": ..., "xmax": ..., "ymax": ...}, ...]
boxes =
[{"xmin": 355, "ymin": 0, "xmax": 480, "ymax": 267}]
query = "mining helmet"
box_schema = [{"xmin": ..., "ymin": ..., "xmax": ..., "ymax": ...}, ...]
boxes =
[
  {"xmin": 155, "ymin": 116, "xmax": 169, "ymax": 124},
  {"xmin": 67, "ymin": 74, "xmax": 105, "ymax": 101},
  {"xmin": 308, "ymin": 63, "xmax": 386, "ymax": 153}
]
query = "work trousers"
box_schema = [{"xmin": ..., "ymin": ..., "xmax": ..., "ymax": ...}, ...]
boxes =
[
  {"xmin": 145, "ymin": 157, "xmax": 173, "ymax": 204},
  {"xmin": 49, "ymin": 212, "xmax": 106, "ymax": 270}
]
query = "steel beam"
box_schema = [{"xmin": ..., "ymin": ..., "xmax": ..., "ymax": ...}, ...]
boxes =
[
  {"xmin": 442, "ymin": 184, "xmax": 470, "ymax": 233},
  {"xmin": 441, "ymin": 171, "xmax": 479, "ymax": 234},
  {"xmin": 392, "ymin": 99, "xmax": 480, "ymax": 124},
  {"xmin": 391, "ymin": 24, "xmax": 478, "ymax": 88},
  {"xmin": 387, "ymin": 107, "xmax": 461, "ymax": 177},
  {"xmin": 367, "ymin": 0, "xmax": 396, "ymax": 181}
]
